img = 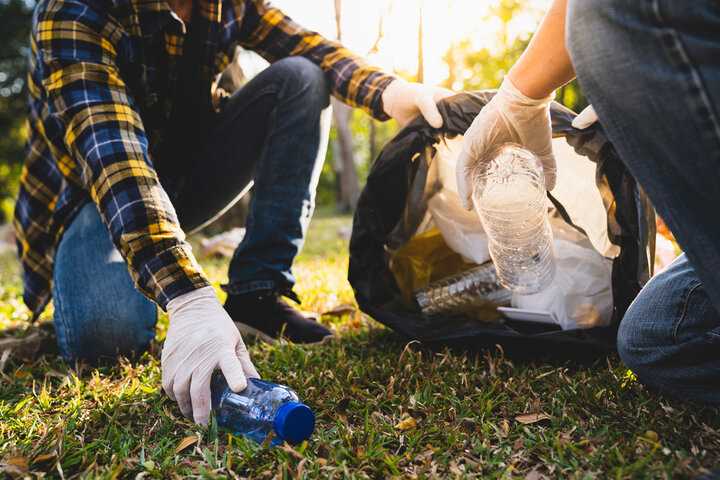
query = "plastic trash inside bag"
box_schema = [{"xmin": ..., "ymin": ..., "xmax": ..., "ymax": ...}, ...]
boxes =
[
  {"xmin": 349, "ymin": 91, "xmax": 656, "ymax": 352},
  {"xmin": 422, "ymin": 137, "xmax": 615, "ymax": 330},
  {"xmin": 511, "ymin": 224, "xmax": 613, "ymax": 330}
]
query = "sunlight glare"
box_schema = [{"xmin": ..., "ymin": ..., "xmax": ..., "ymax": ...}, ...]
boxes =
[{"xmin": 267, "ymin": 0, "xmax": 551, "ymax": 85}]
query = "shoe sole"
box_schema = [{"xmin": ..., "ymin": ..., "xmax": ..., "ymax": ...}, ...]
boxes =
[{"xmin": 234, "ymin": 321, "xmax": 335, "ymax": 346}]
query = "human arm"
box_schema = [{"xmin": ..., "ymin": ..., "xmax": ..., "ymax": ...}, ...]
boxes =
[
  {"xmin": 507, "ymin": 0, "xmax": 575, "ymax": 99},
  {"xmin": 236, "ymin": 0, "xmax": 452, "ymax": 127},
  {"xmin": 36, "ymin": 0, "xmax": 256, "ymax": 423},
  {"xmin": 456, "ymin": 0, "xmax": 576, "ymax": 207}
]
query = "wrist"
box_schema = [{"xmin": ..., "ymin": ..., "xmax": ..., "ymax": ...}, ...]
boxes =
[
  {"xmin": 167, "ymin": 285, "xmax": 218, "ymax": 315},
  {"xmin": 381, "ymin": 78, "xmax": 404, "ymax": 118},
  {"xmin": 506, "ymin": 69, "xmax": 555, "ymax": 102},
  {"xmin": 501, "ymin": 75, "xmax": 554, "ymax": 107}
]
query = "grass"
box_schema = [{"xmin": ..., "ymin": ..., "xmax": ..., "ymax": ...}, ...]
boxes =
[{"xmin": 1, "ymin": 211, "xmax": 719, "ymax": 479}]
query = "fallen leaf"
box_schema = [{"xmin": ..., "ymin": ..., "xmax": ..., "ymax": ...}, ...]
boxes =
[
  {"xmin": 175, "ymin": 435, "xmax": 198, "ymax": 454},
  {"xmin": 525, "ymin": 467, "xmax": 549, "ymax": 480},
  {"xmin": 33, "ymin": 452, "xmax": 57, "ymax": 464},
  {"xmin": 499, "ymin": 419, "xmax": 510, "ymax": 437},
  {"xmin": 3, "ymin": 456, "xmax": 29, "ymax": 473},
  {"xmin": 395, "ymin": 417, "xmax": 418, "ymax": 431},
  {"xmin": 515, "ymin": 413, "xmax": 551, "ymax": 425},
  {"xmin": 322, "ymin": 304, "xmax": 356, "ymax": 317},
  {"xmin": 643, "ymin": 430, "xmax": 659, "ymax": 443}
]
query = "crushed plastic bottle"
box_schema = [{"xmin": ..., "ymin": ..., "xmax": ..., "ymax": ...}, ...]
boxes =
[
  {"xmin": 211, "ymin": 372, "xmax": 315, "ymax": 446},
  {"xmin": 471, "ymin": 144, "xmax": 556, "ymax": 294},
  {"xmin": 415, "ymin": 262, "xmax": 512, "ymax": 316}
]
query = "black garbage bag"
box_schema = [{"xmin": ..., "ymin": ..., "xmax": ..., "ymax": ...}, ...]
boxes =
[{"xmin": 348, "ymin": 92, "xmax": 655, "ymax": 355}]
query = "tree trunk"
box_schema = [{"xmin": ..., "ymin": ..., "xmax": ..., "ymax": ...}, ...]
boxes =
[
  {"xmin": 417, "ymin": 0, "xmax": 424, "ymax": 83},
  {"xmin": 333, "ymin": 100, "xmax": 361, "ymax": 212},
  {"xmin": 332, "ymin": 0, "xmax": 361, "ymax": 212},
  {"xmin": 369, "ymin": 118, "xmax": 378, "ymax": 165}
]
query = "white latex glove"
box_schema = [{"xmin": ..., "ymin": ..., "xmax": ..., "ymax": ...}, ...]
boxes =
[
  {"xmin": 162, "ymin": 286, "xmax": 259, "ymax": 425},
  {"xmin": 455, "ymin": 77, "xmax": 556, "ymax": 210},
  {"xmin": 382, "ymin": 79, "xmax": 454, "ymax": 129},
  {"xmin": 572, "ymin": 104, "xmax": 599, "ymax": 130}
]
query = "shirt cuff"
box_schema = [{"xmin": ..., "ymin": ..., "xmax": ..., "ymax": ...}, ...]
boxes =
[
  {"xmin": 365, "ymin": 74, "xmax": 397, "ymax": 121},
  {"xmin": 139, "ymin": 244, "xmax": 211, "ymax": 310}
]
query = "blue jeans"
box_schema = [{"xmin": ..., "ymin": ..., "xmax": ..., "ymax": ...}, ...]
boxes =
[
  {"xmin": 568, "ymin": 0, "xmax": 720, "ymax": 404},
  {"xmin": 53, "ymin": 57, "xmax": 331, "ymax": 361}
]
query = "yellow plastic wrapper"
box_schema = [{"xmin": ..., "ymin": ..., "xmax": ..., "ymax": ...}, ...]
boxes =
[{"xmin": 389, "ymin": 228, "xmax": 475, "ymax": 305}]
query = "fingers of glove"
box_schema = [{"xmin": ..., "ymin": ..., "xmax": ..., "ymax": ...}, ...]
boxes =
[
  {"xmin": 417, "ymin": 91, "xmax": 444, "ymax": 129},
  {"xmin": 236, "ymin": 341, "xmax": 260, "ymax": 379},
  {"xmin": 455, "ymin": 148, "xmax": 474, "ymax": 210},
  {"xmin": 172, "ymin": 374, "xmax": 193, "ymax": 419},
  {"xmin": 433, "ymin": 88, "xmax": 455, "ymax": 102},
  {"xmin": 219, "ymin": 353, "xmax": 249, "ymax": 393},
  {"xmin": 190, "ymin": 372, "xmax": 212, "ymax": 425},
  {"xmin": 161, "ymin": 349, "xmax": 177, "ymax": 401},
  {"xmin": 162, "ymin": 372, "xmax": 176, "ymax": 402},
  {"xmin": 538, "ymin": 153, "xmax": 558, "ymax": 191},
  {"xmin": 572, "ymin": 105, "xmax": 598, "ymax": 130}
]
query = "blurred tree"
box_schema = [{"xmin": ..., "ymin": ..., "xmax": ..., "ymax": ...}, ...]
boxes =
[
  {"xmin": 416, "ymin": 0, "xmax": 424, "ymax": 83},
  {"xmin": 0, "ymin": 0, "xmax": 32, "ymax": 222},
  {"xmin": 331, "ymin": 0, "xmax": 361, "ymax": 213},
  {"xmin": 442, "ymin": 0, "xmax": 587, "ymax": 112}
]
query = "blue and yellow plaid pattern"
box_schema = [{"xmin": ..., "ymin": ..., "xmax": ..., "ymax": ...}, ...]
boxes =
[{"xmin": 15, "ymin": 0, "xmax": 396, "ymax": 319}]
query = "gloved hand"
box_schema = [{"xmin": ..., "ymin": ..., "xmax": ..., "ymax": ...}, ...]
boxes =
[
  {"xmin": 455, "ymin": 77, "xmax": 556, "ymax": 210},
  {"xmin": 382, "ymin": 79, "xmax": 454, "ymax": 129},
  {"xmin": 162, "ymin": 286, "xmax": 259, "ymax": 425},
  {"xmin": 572, "ymin": 104, "xmax": 599, "ymax": 130}
]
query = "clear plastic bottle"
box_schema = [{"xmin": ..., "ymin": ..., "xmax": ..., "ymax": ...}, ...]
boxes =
[
  {"xmin": 210, "ymin": 372, "xmax": 315, "ymax": 446},
  {"xmin": 415, "ymin": 262, "xmax": 512, "ymax": 316},
  {"xmin": 470, "ymin": 144, "xmax": 555, "ymax": 294}
]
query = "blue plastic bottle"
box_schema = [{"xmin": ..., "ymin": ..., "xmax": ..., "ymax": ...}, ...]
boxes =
[{"xmin": 210, "ymin": 372, "xmax": 315, "ymax": 446}]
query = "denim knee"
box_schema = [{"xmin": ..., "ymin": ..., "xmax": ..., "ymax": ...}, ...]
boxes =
[
  {"xmin": 616, "ymin": 299, "xmax": 656, "ymax": 376},
  {"xmin": 53, "ymin": 203, "xmax": 158, "ymax": 363},
  {"xmin": 616, "ymin": 256, "xmax": 720, "ymax": 403},
  {"xmin": 269, "ymin": 57, "xmax": 330, "ymax": 110},
  {"xmin": 54, "ymin": 289, "xmax": 157, "ymax": 363},
  {"xmin": 616, "ymin": 258, "xmax": 692, "ymax": 376}
]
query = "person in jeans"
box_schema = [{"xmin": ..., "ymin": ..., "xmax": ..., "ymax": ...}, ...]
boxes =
[
  {"xmin": 457, "ymin": 0, "xmax": 720, "ymax": 404},
  {"xmin": 15, "ymin": 0, "xmax": 451, "ymax": 424}
]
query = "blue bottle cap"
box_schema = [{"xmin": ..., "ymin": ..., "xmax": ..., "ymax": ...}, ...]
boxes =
[{"xmin": 273, "ymin": 402, "xmax": 315, "ymax": 445}]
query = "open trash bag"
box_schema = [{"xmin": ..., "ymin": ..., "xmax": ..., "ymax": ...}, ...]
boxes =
[{"xmin": 349, "ymin": 92, "xmax": 656, "ymax": 354}]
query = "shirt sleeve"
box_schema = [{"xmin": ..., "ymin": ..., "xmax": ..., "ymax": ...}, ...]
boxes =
[
  {"xmin": 35, "ymin": 0, "xmax": 210, "ymax": 308},
  {"xmin": 236, "ymin": 0, "xmax": 396, "ymax": 120}
]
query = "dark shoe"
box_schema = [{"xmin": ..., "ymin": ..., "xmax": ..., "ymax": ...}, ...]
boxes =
[{"xmin": 224, "ymin": 290, "xmax": 334, "ymax": 344}]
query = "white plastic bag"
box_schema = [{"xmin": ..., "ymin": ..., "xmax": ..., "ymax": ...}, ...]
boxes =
[
  {"xmin": 428, "ymin": 138, "xmax": 490, "ymax": 265},
  {"xmin": 512, "ymin": 237, "xmax": 614, "ymax": 330},
  {"xmin": 427, "ymin": 136, "xmax": 615, "ymax": 330}
]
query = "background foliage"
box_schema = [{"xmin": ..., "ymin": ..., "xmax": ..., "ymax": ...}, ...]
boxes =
[
  {"xmin": 0, "ymin": 0, "xmax": 588, "ymax": 223},
  {"xmin": 0, "ymin": 0, "xmax": 32, "ymax": 222}
]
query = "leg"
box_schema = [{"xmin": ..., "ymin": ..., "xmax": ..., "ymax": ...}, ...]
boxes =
[
  {"xmin": 175, "ymin": 56, "xmax": 332, "ymax": 296},
  {"xmin": 567, "ymin": 0, "xmax": 720, "ymax": 312},
  {"xmin": 173, "ymin": 56, "xmax": 333, "ymax": 343},
  {"xmin": 53, "ymin": 203, "xmax": 158, "ymax": 362},
  {"xmin": 617, "ymin": 255, "xmax": 720, "ymax": 404}
]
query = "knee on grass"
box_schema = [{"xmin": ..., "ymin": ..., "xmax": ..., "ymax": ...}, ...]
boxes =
[{"xmin": 54, "ymin": 295, "xmax": 158, "ymax": 364}]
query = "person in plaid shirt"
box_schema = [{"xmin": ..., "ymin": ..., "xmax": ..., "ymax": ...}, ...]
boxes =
[{"xmin": 17, "ymin": 0, "xmax": 451, "ymax": 424}]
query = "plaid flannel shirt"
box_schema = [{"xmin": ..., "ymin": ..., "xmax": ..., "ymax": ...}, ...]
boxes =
[{"xmin": 15, "ymin": 0, "xmax": 396, "ymax": 319}]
